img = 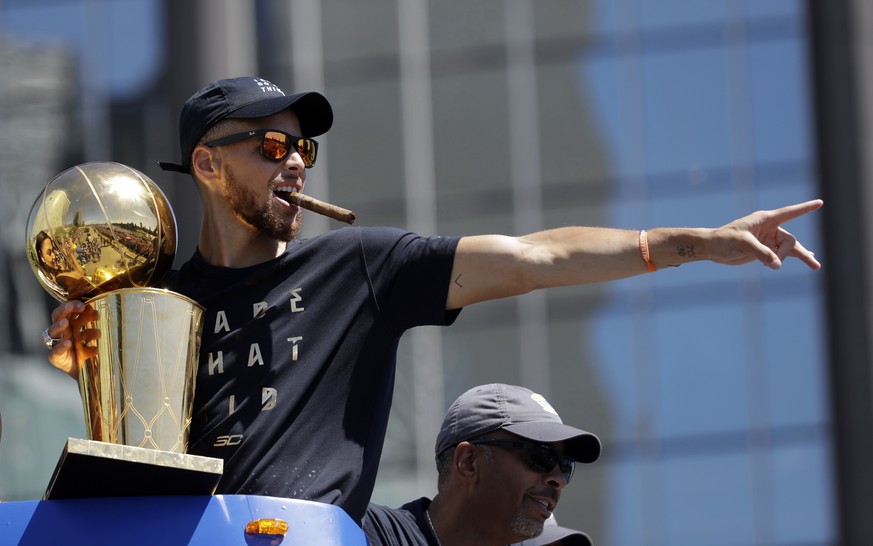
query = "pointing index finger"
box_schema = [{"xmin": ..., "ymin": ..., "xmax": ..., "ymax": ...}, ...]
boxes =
[{"xmin": 767, "ymin": 199, "xmax": 823, "ymax": 224}]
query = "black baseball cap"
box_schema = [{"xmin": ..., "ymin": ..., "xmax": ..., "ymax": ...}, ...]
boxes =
[
  {"xmin": 158, "ymin": 76, "xmax": 333, "ymax": 174},
  {"xmin": 434, "ymin": 383, "xmax": 601, "ymax": 464}
]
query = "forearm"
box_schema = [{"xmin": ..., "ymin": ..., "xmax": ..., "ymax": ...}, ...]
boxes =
[
  {"xmin": 517, "ymin": 226, "xmax": 710, "ymax": 285},
  {"xmin": 515, "ymin": 227, "xmax": 642, "ymax": 286},
  {"xmin": 448, "ymin": 226, "xmax": 707, "ymax": 308}
]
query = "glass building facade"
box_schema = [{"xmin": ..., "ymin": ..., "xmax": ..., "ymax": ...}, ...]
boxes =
[{"xmin": 0, "ymin": 1, "xmax": 842, "ymax": 544}]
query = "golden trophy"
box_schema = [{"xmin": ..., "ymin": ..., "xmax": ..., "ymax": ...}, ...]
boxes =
[{"xmin": 25, "ymin": 162, "xmax": 222, "ymax": 499}]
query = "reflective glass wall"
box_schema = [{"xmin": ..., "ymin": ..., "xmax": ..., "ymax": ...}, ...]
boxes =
[
  {"xmin": 581, "ymin": 2, "xmax": 832, "ymax": 544},
  {"xmin": 0, "ymin": 1, "xmax": 834, "ymax": 544},
  {"xmin": 313, "ymin": 2, "xmax": 831, "ymax": 544}
]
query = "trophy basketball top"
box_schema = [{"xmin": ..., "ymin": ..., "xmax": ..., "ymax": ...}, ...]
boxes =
[{"xmin": 26, "ymin": 161, "xmax": 177, "ymax": 302}]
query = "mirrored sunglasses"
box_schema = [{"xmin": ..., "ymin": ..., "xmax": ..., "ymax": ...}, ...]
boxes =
[{"xmin": 206, "ymin": 129, "xmax": 318, "ymax": 168}]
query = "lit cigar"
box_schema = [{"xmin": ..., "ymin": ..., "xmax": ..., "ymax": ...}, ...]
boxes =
[{"xmin": 289, "ymin": 193, "xmax": 356, "ymax": 225}]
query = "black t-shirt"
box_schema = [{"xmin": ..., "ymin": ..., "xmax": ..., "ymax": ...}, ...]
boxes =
[
  {"xmin": 363, "ymin": 498, "xmax": 439, "ymax": 546},
  {"xmin": 165, "ymin": 227, "xmax": 460, "ymax": 523}
]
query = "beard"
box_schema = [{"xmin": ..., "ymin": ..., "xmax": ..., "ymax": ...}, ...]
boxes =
[
  {"xmin": 510, "ymin": 509, "xmax": 545, "ymax": 540},
  {"xmin": 223, "ymin": 164, "xmax": 302, "ymax": 242}
]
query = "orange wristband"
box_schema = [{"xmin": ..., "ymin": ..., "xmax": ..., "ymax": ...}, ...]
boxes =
[{"xmin": 639, "ymin": 230, "xmax": 657, "ymax": 272}]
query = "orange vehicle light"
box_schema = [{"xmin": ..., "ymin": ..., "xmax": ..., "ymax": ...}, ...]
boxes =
[{"xmin": 245, "ymin": 518, "xmax": 289, "ymax": 536}]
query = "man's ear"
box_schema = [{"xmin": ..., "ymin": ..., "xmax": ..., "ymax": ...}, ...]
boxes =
[
  {"xmin": 191, "ymin": 145, "xmax": 220, "ymax": 184},
  {"xmin": 454, "ymin": 442, "xmax": 480, "ymax": 483}
]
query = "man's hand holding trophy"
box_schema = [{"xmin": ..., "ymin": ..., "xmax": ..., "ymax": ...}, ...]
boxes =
[{"xmin": 25, "ymin": 161, "xmax": 221, "ymax": 499}]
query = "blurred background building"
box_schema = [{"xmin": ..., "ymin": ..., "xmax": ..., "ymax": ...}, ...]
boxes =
[{"xmin": 0, "ymin": 1, "xmax": 868, "ymax": 544}]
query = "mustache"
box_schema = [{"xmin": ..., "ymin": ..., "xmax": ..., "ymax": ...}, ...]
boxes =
[{"xmin": 530, "ymin": 486, "xmax": 560, "ymax": 505}]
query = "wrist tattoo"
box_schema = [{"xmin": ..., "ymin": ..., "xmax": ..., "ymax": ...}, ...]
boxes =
[{"xmin": 676, "ymin": 244, "xmax": 695, "ymax": 259}]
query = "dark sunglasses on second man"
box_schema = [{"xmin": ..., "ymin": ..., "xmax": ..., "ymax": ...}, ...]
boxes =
[
  {"xmin": 471, "ymin": 438, "xmax": 576, "ymax": 484},
  {"xmin": 205, "ymin": 129, "xmax": 319, "ymax": 168}
]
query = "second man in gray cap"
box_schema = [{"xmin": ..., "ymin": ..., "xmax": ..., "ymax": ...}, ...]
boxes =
[{"xmin": 363, "ymin": 383, "xmax": 599, "ymax": 546}]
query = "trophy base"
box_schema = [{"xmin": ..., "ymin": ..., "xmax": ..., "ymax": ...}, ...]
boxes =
[{"xmin": 43, "ymin": 438, "xmax": 224, "ymax": 500}]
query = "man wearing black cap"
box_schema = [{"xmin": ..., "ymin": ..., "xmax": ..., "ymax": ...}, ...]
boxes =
[
  {"xmin": 157, "ymin": 76, "xmax": 333, "ymax": 176},
  {"xmin": 45, "ymin": 76, "xmax": 822, "ymax": 525},
  {"xmin": 363, "ymin": 383, "xmax": 598, "ymax": 546}
]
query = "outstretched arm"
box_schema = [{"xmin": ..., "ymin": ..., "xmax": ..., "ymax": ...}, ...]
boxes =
[{"xmin": 445, "ymin": 199, "xmax": 822, "ymax": 309}]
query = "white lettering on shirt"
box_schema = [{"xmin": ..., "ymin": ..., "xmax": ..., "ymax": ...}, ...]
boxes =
[
  {"xmin": 248, "ymin": 342, "xmax": 264, "ymax": 367},
  {"xmin": 214, "ymin": 310, "xmax": 230, "ymax": 333},
  {"xmin": 262, "ymin": 387, "xmax": 277, "ymax": 410},
  {"xmin": 288, "ymin": 336, "xmax": 302, "ymax": 361},
  {"xmin": 208, "ymin": 351, "xmax": 224, "ymax": 375},
  {"xmin": 289, "ymin": 288, "xmax": 304, "ymax": 313}
]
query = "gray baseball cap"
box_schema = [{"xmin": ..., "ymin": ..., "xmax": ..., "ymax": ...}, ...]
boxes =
[{"xmin": 434, "ymin": 383, "xmax": 600, "ymax": 463}]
